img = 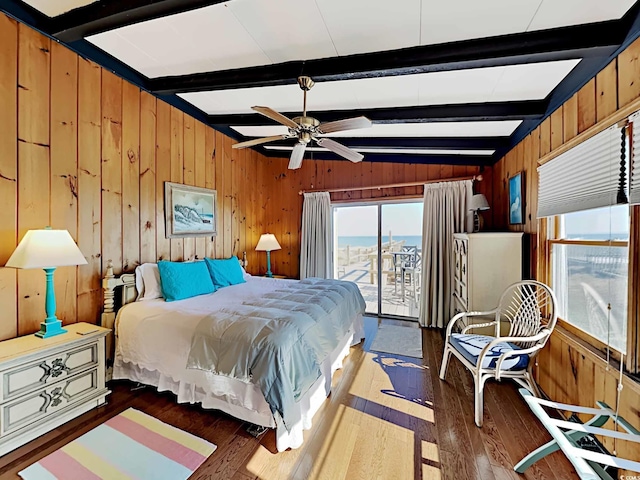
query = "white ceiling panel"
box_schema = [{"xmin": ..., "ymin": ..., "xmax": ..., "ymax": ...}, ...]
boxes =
[
  {"xmin": 86, "ymin": 0, "xmax": 632, "ymax": 78},
  {"xmin": 88, "ymin": 30, "xmax": 175, "ymax": 78},
  {"xmin": 489, "ymin": 60, "xmax": 580, "ymax": 101},
  {"xmin": 88, "ymin": 3, "xmax": 272, "ymax": 78},
  {"xmin": 226, "ymin": 0, "xmax": 337, "ymax": 64},
  {"xmin": 420, "ymin": 0, "xmax": 542, "ymax": 46},
  {"xmin": 265, "ymin": 146, "xmax": 495, "ymax": 155},
  {"xmin": 529, "ymin": 0, "xmax": 635, "ymax": 31},
  {"xmin": 22, "ymin": 0, "xmax": 97, "ymax": 17},
  {"xmin": 232, "ymin": 121, "xmax": 522, "ymax": 138},
  {"xmin": 315, "ymin": 0, "xmax": 421, "ymax": 56},
  {"xmin": 181, "ymin": 61, "xmax": 578, "ymax": 115},
  {"xmin": 180, "ymin": 80, "xmax": 362, "ymax": 115}
]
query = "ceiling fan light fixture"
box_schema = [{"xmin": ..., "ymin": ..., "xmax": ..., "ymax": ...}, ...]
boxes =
[{"xmin": 234, "ymin": 76, "xmax": 371, "ymax": 169}]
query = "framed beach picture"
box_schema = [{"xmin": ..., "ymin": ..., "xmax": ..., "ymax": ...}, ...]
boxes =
[
  {"xmin": 164, "ymin": 182, "xmax": 217, "ymax": 238},
  {"xmin": 508, "ymin": 172, "xmax": 524, "ymax": 225}
]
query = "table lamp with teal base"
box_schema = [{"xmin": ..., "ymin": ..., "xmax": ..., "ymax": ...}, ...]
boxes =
[
  {"xmin": 255, "ymin": 233, "xmax": 281, "ymax": 278},
  {"xmin": 5, "ymin": 228, "xmax": 88, "ymax": 338}
]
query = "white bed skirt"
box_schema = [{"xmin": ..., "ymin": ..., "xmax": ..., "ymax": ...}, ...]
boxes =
[{"xmin": 113, "ymin": 314, "xmax": 364, "ymax": 452}]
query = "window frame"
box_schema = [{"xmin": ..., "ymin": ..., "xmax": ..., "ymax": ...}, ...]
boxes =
[{"xmin": 541, "ymin": 207, "xmax": 640, "ymax": 373}]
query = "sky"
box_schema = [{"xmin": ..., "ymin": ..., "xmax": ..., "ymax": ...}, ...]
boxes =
[
  {"xmin": 563, "ymin": 204, "xmax": 629, "ymax": 239},
  {"xmin": 334, "ymin": 202, "xmax": 424, "ymax": 237},
  {"xmin": 334, "ymin": 202, "xmax": 629, "ymax": 239}
]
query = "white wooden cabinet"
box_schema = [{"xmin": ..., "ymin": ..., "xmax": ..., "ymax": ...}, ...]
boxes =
[
  {"xmin": 0, "ymin": 323, "xmax": 110, "ymax": 457},
  {"xmin": 453, "ymin": 232, "xmax": 523, "ymax": 315}
]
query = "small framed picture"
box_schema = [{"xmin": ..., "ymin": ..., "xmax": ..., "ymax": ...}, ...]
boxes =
[
  {"xmin": 508, "ymin": 172, "xmax": 524, "ymax": 225},
  {"xmin": 164, "ymin": 182, "xmax": 217, "ymax": 238}
]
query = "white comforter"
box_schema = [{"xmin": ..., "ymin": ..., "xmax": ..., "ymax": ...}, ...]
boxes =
[
  {"xmin": 116, "ymin": 276, "xmax": 297, "ymax": 378},
  {"xmin": 113, "ymin": 276, "xmax": 364, "ymax": 451}
]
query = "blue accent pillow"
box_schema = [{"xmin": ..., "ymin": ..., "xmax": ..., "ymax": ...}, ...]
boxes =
[
  {"xmin": 157, "ymin": 261, "xmax": 216, "ymax": 302},
  {"xmin": 205, "ymin": 257, "xmax": 246, "ymax": 288}
]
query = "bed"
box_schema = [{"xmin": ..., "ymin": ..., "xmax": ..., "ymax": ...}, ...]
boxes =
[{"xmin": 102, "ymin": 262, "xmax": 365, "ymax": 452}]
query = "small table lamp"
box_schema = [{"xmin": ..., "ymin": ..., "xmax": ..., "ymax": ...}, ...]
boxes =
[
  {"xmin": 5, "ymin": 228, "xmax": 88, "ymax": 338},
  {"xmin": 255, "ymin": 234, "xmax": 281, "ymax": 278},
  {"xmin": 470, "ymin": 193, "xmax": 490, "ymax": 232}
]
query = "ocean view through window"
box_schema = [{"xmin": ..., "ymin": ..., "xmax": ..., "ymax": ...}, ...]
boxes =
[{"xmin": 550, "ymin": 205, "xmax": 629, "ymax": 353}]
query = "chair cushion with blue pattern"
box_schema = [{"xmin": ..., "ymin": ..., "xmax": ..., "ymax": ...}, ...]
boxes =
[{"xmin": 449, "ymin": 333, "xmax": 529, "ymax": 371}]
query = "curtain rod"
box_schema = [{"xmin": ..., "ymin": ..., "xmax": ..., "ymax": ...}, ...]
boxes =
[{"xmin": 298, "ymin": 174, "xmax": 482, "ymax": 195}]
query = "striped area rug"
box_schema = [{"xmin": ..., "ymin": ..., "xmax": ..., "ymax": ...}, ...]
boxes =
[{"xmin": 19, "ymin": 408, "xmax": 216, "ymax": 480}]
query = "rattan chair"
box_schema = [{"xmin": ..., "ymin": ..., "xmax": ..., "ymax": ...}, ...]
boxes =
[{"xmin": 439, "ymin": 280, "xmax": 558, "ymax": 427}]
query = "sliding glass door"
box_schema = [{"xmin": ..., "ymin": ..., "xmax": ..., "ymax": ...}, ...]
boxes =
[
  {"xmin": 332, "ymin": 201, "xmax": 423, "ymax": 319},
  {"xmin": 333, "ymin": 205, "xmax": 379, "ymax": 314},
  {"xmin": 380, "ymin": 203, "xmax": 423, "ymax": 317}
]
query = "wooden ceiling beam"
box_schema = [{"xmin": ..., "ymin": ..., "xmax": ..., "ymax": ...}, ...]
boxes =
[
  {"xmin": 52, "ymin": 0, "xmax": 227, "ymax": 42},
  {"xmin": 149, "ymin": 21, "xmax": 625, "ymax": 95},
  {"xmin": 208, "ymin": 100, "xmax": 548, "ymax": 126},
  {"xmin": 260, "ymin": 150, "xmax": 492, "ymax": 166},
  {"xmin": 252, "ymin": 137, "xmax": 509, "ymax": 150}
]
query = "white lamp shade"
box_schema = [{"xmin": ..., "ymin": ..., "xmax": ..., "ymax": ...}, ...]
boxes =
[
  {"xmin": 5, "ymin": 229, "xmax": 88, "ymax": 269},
  {"xmin": 470, "ymin": 193, "xmax": 490, "ymax": 211},
  {"xmin": 255, "ymin": 233, "xmax": 281, "ymax": 252}
]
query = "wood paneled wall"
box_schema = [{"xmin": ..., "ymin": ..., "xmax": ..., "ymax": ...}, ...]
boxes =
[
  {"xmin": 490, "ymin": 37, "xmax": 640, "ymax": 264},
  {"xmin": 491, "ymin": 36, "xmax": 640, "ymax": 466},
  {"xmin": 258, "ymin": 159, "xmax": 492, "ymax": 279},
  {"xmin": 0, "ymin": 14, "xmax": 265, "ymax": 341}
]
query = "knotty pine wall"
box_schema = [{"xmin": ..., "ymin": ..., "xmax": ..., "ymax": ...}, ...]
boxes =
[
  {"xmin": 0, "ymin": 13, "xmax": 495, "ymax": 342},
  {"xmin": 491, "ymin": 36, "xmax": 640, "ymax": 465},
  {"xmin": 0, "ymin": 14, "xmax": 266, "ymax": 341},
  {"xmin": 259, "ymin": 159, "xmax": 493, "ymax": 279}
]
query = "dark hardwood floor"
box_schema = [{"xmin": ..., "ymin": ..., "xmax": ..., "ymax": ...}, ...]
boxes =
[{"xmin": 0, "ymin": 317, "xmax": 579, "ymax": 479}]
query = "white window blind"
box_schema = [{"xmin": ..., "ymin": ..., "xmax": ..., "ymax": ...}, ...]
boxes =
[
  {"xmin": 537, "ymin": 125, "xmax": 626, "ymax": 218},
  {"xmin": 629, "ymin": 113, "xmax": 640, "ymax": 204}
]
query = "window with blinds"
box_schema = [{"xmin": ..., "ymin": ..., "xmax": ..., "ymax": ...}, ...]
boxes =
[
  {"xmin": 537, "ymin": 125, "xmax": 627, "ymax": 218},
  {"xmin": 629, "ymin": 113, "xmax": 640, "ymax": 204}
]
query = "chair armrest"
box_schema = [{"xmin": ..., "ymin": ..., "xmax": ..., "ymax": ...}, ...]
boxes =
[
  {"xmin": 461, "ymin": 320, "xmax": 499, "ymax": 334},
  {"xmin": 445, "ymin": 309, "xmax": 498, "ymax": 337},
  {"xmin": 496, "ymin": 329, "xmax": 551, "ymax": 346}
]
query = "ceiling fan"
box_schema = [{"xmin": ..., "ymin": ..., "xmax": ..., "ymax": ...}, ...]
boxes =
[{"xmin": 232, "ymin": 76, "xmax": 372, "ymax": 169}]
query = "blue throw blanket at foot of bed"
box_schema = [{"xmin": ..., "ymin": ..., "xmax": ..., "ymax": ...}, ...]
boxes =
[{"xmin": 186, "ymin": 278, "xmax": 365, "ymax": 430}]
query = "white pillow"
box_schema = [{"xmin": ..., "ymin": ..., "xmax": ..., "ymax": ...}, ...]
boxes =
[
  {"xmin": 137, "ymin": 263, "xmax": 163, "ymax": 301},
  {"xmin": 134, "ymin": 265, "xmax": 145, "ymax": 300}
]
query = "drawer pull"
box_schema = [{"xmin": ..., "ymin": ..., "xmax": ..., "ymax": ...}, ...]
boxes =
[
  {"xmin": 49, "ymin": 358, "xmax": 69, "ymax": 379},
  {"xmin": 49, "ymin": 387, "xmax": 64, "ymax": 408}
]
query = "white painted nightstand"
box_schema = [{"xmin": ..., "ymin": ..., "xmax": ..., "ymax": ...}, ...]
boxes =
[{"xmin": 0, "ymin": 323, "xmax": 110, "ymax": 457}]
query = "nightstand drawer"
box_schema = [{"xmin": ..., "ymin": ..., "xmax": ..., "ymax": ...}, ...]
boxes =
[
  {"xmin": 1, "ymin": 368, "xmax": 99, "ymax": 436},
  {"xmin": 1, "ymin": 342, "xmax": 98, "ymax": 403}
]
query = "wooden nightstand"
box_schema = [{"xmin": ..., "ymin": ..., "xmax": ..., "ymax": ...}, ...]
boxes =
[
  {"xmin": 0, "ymin": 323, "xmax": 110, "ymax": 456},
  {"xmin": 260, "ymin": 274, "xmax": 289, "ymax": 279}
]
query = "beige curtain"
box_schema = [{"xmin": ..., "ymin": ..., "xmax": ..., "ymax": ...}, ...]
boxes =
[
  {"xmin": 419, "ymin": 180, "xmax": 473, "ymax": 328},
  {"xmin": 300, "ymin": 192, "xmax": 331, "ymax": 279}
]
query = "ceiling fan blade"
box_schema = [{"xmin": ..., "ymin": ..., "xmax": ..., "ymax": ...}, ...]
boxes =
[
  {"xmin": 252, "ymin": 106, "xmax": 299, "ymax": 129},
  {"xmin": 232, "ymin": 135, "xmax": 287, "ymax": 149},
  {"xmin": 318, "ymin": 116, "xmax": 372, "ymax": 134},
  {"xmin": 317, "ymin": 138, "xmax": 364, "ymax": 163},
  {"xmin": 288, "ymin": 143, "xmax": 306, "ymax": 170}
]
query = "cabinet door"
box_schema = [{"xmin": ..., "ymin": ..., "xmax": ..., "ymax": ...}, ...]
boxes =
[
  {"xmin": 454, "ymin": 239, "xmax": 462, "ymax": 282},
  {"xmin": 457, "ymin": 239, "xmax": 469, "ymax": 309}
]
